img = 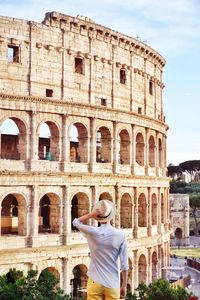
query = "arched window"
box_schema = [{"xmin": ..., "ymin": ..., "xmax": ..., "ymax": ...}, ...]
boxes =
[
  {"xmin": 136, "ymin": 133, "xmax": 144, "ymax": 166},
  {"xmin": 149, "ymin": 135, "xmax": 155, "ymax": 167},
  {"xmin": 70, "ymin": 123, "xmax": 88, "ymax": 163},
  {"xmin": 96, "ymin": 127, "xmax": 111, "ymax": 163},
  {"xmin": 152, "ymin": 194, "xmax": 157, "ymax": 225},
  {"xmin": 120, "ymin": 193, "xmax": 132, "ymax": 228},
  {"xmin": 71, "ymin": 193, "xmax": 89, "ymax": 231},
  {"xmin": 152, "ymin": 252, "xmax": 158, "ymax": 280},
  {"xmin": 0, "ymin": 118, "xmax": 26, "ymax": 160},
  {"xmin": 138, "ymin": 193, "xmax": 147, "ymax": 227},
  {"xmin": 161, "ymin": 194, "xmax": 165, "ymax": 223},
  {"xmin": 38, "ymin": 193, "xmax": 60, "ymax": 234},
  {"xmin": 1, "ymin": 193, "xmax": 27, "ymax": 235},
  {"xmin": 38, "ymin": 121, "xmax": 60, "ymax": 161},
  {"xmin": 138, "ymin": 255, "xmax": 147, "ymax": 284},
  {"xmin": 158, "ymin": 138, "xmax": 162, "ymax": 167},
  {"xmin": 71, "ymin": 265, "xmax": 88, "ymax": 298},
  {"xmin": 118, "ymin": 130, "xmax": 130, "ymax": 164}
]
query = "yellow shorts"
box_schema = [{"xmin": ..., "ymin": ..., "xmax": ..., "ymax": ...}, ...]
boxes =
[{"xmin": 87, "ymin": 277, "xmax": 120, "ymax": 300}]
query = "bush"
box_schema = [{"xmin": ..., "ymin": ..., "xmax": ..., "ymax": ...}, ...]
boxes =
[{"xmin": 126, "ymin": 279, "xmax": 192, "ymax": 300}]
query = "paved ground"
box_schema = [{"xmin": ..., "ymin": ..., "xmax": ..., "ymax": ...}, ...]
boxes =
[
  {"xmin": 190, "ymin": 236, "xmax": 200, "ymax": 247},
  {"xmin": 170, "ymin": 257, "xmax": 200, "ymax": 298}
]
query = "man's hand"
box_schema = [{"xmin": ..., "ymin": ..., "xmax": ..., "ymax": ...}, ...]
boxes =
[
  {"xmin": 120, "ymin": 286, "xmax": 127, "ymax": 299},
  {"xmin": 91, "ymin": 208, "xmax": 105, "ymax": 220}
]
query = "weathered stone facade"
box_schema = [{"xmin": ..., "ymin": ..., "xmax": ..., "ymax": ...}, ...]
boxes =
[
  {"xmin": 0, "ymin": 11, "xmax": 170, "ymax": 296},
  {"xmin": 170, "ymin": 194, "xmax": 190, "ymax": 247}
]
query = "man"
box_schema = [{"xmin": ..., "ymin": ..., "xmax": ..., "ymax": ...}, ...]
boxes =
[{"xmin": 72, "ymin": 199, "xmax": 129, "ymax": 300}]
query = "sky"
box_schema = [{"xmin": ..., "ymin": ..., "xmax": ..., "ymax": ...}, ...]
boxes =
[{"xmin": 0, "ymin": 0, "xmax": 200, "ymax": 165}]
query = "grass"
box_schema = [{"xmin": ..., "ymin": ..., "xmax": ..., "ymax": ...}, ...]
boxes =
[{"xmin": 171, "ymin": 247, "xmax": 200, "ymax": 258}]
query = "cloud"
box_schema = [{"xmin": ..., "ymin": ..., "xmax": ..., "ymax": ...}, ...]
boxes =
[{"xmin": 0, "ymin": 0, "xmax": 200, "ymax": 56}]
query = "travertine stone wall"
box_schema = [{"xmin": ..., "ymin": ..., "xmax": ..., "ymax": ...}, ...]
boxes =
[
  {"xmin": 0, "ymin": 11, "xmax": 170, "ymax": 296},
  {"xmin": 170, "ymin": 194, "xmax": 190, "ymax": 246}
]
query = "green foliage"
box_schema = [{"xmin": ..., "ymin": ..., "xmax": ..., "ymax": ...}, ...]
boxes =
[
  {"xmin": 126, "ymin": 279, "xmax": 191, "ymax": 300},
  {"xmin": 190, "ymin": 194, "xmax": 200, "ymax": 208},
  {"xmin": 169, "ymin": 180, "xmax": 200, "ymax": 195},
  {"xmin": 0, "ymin": 268, "xmax": 72, "ymax": 300}
]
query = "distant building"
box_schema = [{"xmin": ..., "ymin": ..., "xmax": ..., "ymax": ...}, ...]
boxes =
[{"xmin": 170, "ymin": 194, "xmax": 190, "ymax": 247}]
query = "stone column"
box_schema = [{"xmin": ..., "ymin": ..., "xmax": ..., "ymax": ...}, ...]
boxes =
[
  {"xmin": 144, "ymin": 58, "xmax": 147, "ymax": 115},
  {"xmin": 88, "ymin": 37, "xmax": 95, "ymax": 105},
  {"xmin": 91, "ymin": 185, "xmax": 98, "ymax": 226},
  {"xmin": 160, "ymin": 70, "xmax": 164, "ymax": 118},
  {"xmin": 157, "ymin": 245, "xmax": 162, "ymax": 278},
  {"xmin": 133, "ymin": 250, "xmax": 138, "ymax": 290},
  {"xmin": 63, "ymin": 185, "xmax": 69, "ymax": 244},
  {"xmin": 61, "ymin": 114, "xmax": 68, "ymax": 171},
  {"xmin": 30, "ymin": 185, "xmax": 39, "ymax": 246},
  {"xmin": 131, "ymin": 124, "xmax": 135, "ymax": 175},
  {"xmin": 145, "ymin": 127, "xmax": 149, "ymax": 175},
  {"xmin": 30, "ymin": 111, "xmax": 38, "ymax": 161},
  {"xmin": 63, "ymin": 258, "xmax": 71, "ymax": 294},
  {"xmin": 157, "ymin": 187, "xmax": 161, "ymax": 234},
  {"xmin": 59, "ymin": 188, "xmax": 64, "ymax": 237},
  {"xmin": 155, "ymin": 130, "xmax": 158, "ymax": 173},
  {"xmin": 111, "ymin": 45, "xmax": 116, "ymax": 109},
  {"xmin": 129, "ymin": 51, "xmax": 133, "ymax": 112},
  {"xmin": 163, "ymin": 135, "xmax": 167, "ymax": 175},
  {"xmin": 115, "ymin": 183, "xmax": 120, "ymax": 228},
  {"xmin": 26, "ymin": 203, "xmax": 32, "ymax": 238},
  {"xmin": 165, "ymin": 188, "xmax": 170, "ymax": 230},
  {"xmin": 133, "ymin": 187, "xmax": 138, "ymax": 238},
  {"xmin": 112, "ymin": 121, "xmax": 118, "ymax": 174},
  {"xmin": 89, "ymin": 117, "xmax": 96, "ymax": 173},
  {"xmin": 25, "ymin": 126, "xmax": 31, "ymax": 170},
  {"xmin": 154, "ymin": 65, "xmax": 157, "ymax": 119},
  {"xmin": 147, "ymin": 187, "xmax": 152, "ymax": 236},
  {"xmin": 147, "ymin": 247, "xmax": 152, "ymax": 284}
]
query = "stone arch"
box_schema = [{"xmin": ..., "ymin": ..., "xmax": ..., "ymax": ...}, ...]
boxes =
[
  {"xmin": 120, "ymin": 193, "xmax": 132, "ymax": 228},
  {"xmin": 38, "ymin": 120, "xmax": 60, "ymax": 161},
  {"xmin": 99, "ymin": 192, "xmax": 113, "ymax": 201},
  {"xmin": 152, "ymin": 194, "xmax": 157, "ymax": 225},
  {"xmin": 0, "ymin": 117, "xmax": 27, "ymax": 160},
  {"xmin": 152, "ymin": 251, "xmax": 158, "ymax": 280},
  {"xmin": 1, "ymin": 193, "xmax": 27, "ymax": 235},
  {"xmin": 71, "ymin": 192, "xmax": 89, "ymax": 231},
  {"xmin": 138, "ymin": 254, "xmax": 147, "ymax": 284},
  {"xmin": 136, "ymin": 133, "xmax": 144, "ymax": 166},
  {"xmin": 69, "ymin": 122, "xmax": 88, "ymax": 163},
  {"xmin": 138, "ymin": 193, "xmax": 147, "ymax": 227},
  {"xmin": 158, "ymin": 138, "xmax": 162, "ymax": 167},
  {"xmin": 118, "ymin": 129, "xmax": 130, "ymax": 164},
  {"xmin": 149, "ymin": 135, "xmax": 155, "ymax": 167},
  {"xmin": 96, "ymin": 126, "xmax": 111, "ymax": 163},
  {"xmin": 175, "ymin": 227, "xmax": 182, "ymax": 239},
  {"xmin": 71, "ymin": 264, "xmax": 88, "ymax": 299},
  {"xmin": 38, "ymin": 193, "xmax": 60, "ymax": 234},
  {"xmin": 161, "ymin": 193, "xmax": 165, "ymax": 223}
]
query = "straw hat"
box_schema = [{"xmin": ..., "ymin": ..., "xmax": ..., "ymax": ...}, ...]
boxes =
[{"xmin": 93, "ymin": 199, "xmax": 116, "ymax": 222}]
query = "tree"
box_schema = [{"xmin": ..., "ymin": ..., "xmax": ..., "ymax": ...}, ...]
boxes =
[
  {"xmin": 126, "ymin": 279, "xmax": 191, "ymax": 300},
  {"xmin": 190, "ymin": 194, "xmax": 200, "ymax": 235},
  {"xmin": 167, "ymin": 164, "xmax": 182, "ymax": 179},
  {"xmin": 0, "ymin": 268, "xmax": 73, "ymax": 300},
  {"xmin": 179, "ymin": 160, "xmax": 200, "ymax": 182}
]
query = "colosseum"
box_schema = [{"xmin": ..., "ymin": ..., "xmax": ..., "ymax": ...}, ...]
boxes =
[{"xmin": 0, "ymin": 11, "xmax": 170, "ymax": 297}]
